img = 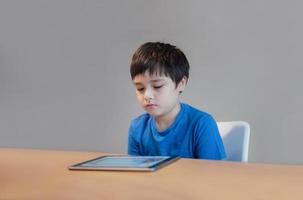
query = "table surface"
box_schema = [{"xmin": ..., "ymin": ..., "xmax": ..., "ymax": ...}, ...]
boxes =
[{"xmin": 1, "ymin": 148, "xmax": 303, "ymax": 200}]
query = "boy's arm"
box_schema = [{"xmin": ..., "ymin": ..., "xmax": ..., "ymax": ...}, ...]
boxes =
[
  {"xmin": 194, "ymin": 115, "xmax": 227, "ymax": 160},
  {"xmin": 127, "ymin": 123, "xmax": 141, "ymax": 156}
]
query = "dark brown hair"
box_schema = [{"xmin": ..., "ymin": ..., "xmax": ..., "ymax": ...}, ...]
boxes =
[{"xmin": 130, "ymin": 42, "xmax": 190, "ymax": 86}]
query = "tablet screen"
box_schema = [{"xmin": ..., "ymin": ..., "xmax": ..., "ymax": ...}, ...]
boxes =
[
  {"xmin": 80, "ymin": 156, "xmax": 169, "ymax": 168},
  {"xmin": 69, "ymin": 155, "xmax": 179, "ymax": 171}
]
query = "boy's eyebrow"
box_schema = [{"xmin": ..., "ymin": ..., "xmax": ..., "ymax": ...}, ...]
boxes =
[
  {"xmin": 134, "ymin": 79, "xmax": 165, "ymax": 85},
  {"xmin": 134, "ymin": 82, "xmax": 143, "ymax": 86},
  {"xmin": 150, "ymin": 78, "xmax": 166, "ymax": 82}
]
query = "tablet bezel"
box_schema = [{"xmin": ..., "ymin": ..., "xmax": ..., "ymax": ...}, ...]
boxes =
[{"xmin": 68, "ymin": 155, "xmax": 179, "ymax": 172}]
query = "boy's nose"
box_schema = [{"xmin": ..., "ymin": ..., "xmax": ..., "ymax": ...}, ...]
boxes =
[{"xmin": 144, "ymin": 88, "xmax": 154, "ymax": 101}]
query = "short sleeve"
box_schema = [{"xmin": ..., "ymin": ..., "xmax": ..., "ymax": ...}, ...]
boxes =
[
  {"xmin": 127, "ymin": 121, "xmax": 141, "ymax": 155},
  {"xmin": 193, "ymin": 115, "xmax": 226, "ymax": 160}
]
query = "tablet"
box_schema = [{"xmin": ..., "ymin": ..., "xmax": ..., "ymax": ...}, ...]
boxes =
[{"xmin": 68, "ymin": 155, "xmax": 179, "ymax": 172}]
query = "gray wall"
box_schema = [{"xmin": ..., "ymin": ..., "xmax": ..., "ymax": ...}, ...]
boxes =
[{"xmin": 1, "ymin": 0, "xmax": 302, "ymax": 164}]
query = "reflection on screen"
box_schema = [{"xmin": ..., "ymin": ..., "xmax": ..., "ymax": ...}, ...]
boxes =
[{"xmin": 80, "ymin": 156, "xmax": 170, "ymax": 168}]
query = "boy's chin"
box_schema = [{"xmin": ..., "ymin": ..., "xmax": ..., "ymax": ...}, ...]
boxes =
[
  {"xmin": 146, "ymin": 111, "xmax": 157, "ymax": 116},
  {"xmin": 145, "ymin": 109, "xmax": 161, "ymax": 117}
]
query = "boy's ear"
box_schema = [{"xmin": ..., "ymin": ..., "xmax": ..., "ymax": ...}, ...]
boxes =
[{"xmin": 177, "ymin": 77, "xmax": 188, "ymax": 93}]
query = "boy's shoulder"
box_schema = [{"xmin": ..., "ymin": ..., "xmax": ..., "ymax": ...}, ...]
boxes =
[
  {"xmin": 130, "ymin": 113, "xmax": 151, "ymax": 128},
  {"xmin": 132, "ymin": 112, "xmax": 150, "ymax": 121},
  {"xmin": 181, "ymin": 103, "xmax": 218, "ymax": 130},
  {"xmin": 182, "ymin": 103, "xmax": 213, "ymax": 120}
]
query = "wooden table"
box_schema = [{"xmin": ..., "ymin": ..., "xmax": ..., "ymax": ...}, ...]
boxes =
[{"xmin": 1, "ymin": 148, "xmax": 303, "ymax": 200}]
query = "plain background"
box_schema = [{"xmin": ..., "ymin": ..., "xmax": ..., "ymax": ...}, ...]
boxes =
[{"xmin": 1, "ymin": 0, "xmax": 302, "ymax": 164}]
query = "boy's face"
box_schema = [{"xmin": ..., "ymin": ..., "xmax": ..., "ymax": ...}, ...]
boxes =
[{"xmin": 133, "ymin": 72, "xmax": 186, "ymax": 118}]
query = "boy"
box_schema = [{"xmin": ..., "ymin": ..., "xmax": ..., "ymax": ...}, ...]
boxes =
[{"xmin": 128, "ymin": 42, "xmax": 226, "ymax": 160}]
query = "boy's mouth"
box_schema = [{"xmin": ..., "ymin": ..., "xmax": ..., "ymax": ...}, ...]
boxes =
[{"xmin": 145, "ymin": 104, "xmax": 157, "ymax": 109}]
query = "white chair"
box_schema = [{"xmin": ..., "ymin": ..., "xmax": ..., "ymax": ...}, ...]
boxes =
[{"xmin": 217, "ymin": 121, "xmax": 250, "ymax": 162}]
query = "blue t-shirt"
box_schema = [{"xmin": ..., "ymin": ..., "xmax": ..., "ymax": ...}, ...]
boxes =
[{"xmin": 128, "ymin": 103, "xmax": 226, "ymax": 160}]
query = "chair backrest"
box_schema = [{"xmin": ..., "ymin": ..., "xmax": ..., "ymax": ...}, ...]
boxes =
[{"xmin": 217, "ymin": 121, "xmax": 250, "ymax": 162}]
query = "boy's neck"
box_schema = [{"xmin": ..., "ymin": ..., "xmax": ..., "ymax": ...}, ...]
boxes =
[{"xmin": 155, "ymin": 103, "xmax": 181, "ymax": 132}]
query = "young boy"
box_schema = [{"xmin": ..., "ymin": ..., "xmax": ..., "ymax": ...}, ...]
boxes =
[{"xmin": 128, "ymin": 42, "xmax": 226, "ymax": 160}]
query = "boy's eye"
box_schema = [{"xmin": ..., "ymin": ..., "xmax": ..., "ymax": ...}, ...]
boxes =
[
  {"xmin": 153, "ymin": 85, "xmax": 163, "ymax": 89},
  {"xmin": 136, "ymin": 88, "xmax": 145, "ymax": 92}
]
